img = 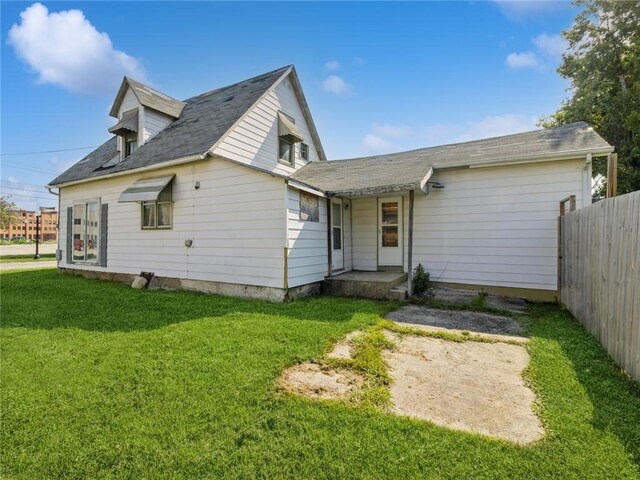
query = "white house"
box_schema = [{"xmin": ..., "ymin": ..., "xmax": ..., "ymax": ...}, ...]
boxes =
[{"xmin": 48, "ymin": 66, "xmax": 614, "ymax": 301}]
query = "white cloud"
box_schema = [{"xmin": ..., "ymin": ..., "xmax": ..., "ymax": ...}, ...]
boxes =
[
  {"xmin": 493, "ymin": 1, "xmax": 568, "ymax": 21},
  {"xmin": 506, "ymin": 51, "xmax": 541, "ymax": 69},
  {"xmin": 533, "ymin": 33, "xmax": 568, "ymax": 58},
  {"xmin": 362, "ymin": 134, "xmax": 392, "ymax": 153},
  {"xmin": 322, "ymin": 75, "xmax": 351, "ymax": 96},
  {"xmin": 372, "ymin": 123, "xmax": 414, "ymax": 139},
  {"xmin": 353, "ymin": 57, "xmax": 364, "ymax": 66},
  {"xmin": 8, "ymin": 3, "xmax": 146, "ymax": 94},
  {"xmin": 324, "ymin": 60, "xmax": 340, "ymax": 71},
  {"xmin": 361, "ymin": 122, "xmax": 415, "ymax": 153},
  {"xmin": 506, "ymin": 32, "xmax": 568, "ymax": 70},
  {"xmin": 456, "ymin": 114, "xmax": 537, "ymax": 142}
]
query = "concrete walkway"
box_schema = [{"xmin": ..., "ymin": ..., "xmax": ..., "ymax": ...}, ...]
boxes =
[{"xmin": 0, "ymin": 261, "xmax": 57, "ymax": 271}]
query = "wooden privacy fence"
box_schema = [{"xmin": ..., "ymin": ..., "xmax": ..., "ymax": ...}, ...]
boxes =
[{"xmin": 559, "ymin": 190, "xmax": 640, "ymax": 381}]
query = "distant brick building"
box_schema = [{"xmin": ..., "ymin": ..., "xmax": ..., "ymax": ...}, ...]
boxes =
[{"xmin": 1, "ymin": 208, "xmax": 58, "ymax": 241}]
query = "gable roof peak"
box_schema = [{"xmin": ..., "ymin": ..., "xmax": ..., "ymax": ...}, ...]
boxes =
[{"xmin": 109, "ymin": 76, "xmax": 186, "ymax": 119}]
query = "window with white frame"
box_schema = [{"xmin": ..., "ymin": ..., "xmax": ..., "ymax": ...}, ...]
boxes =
[
  {"xmin": 73, "ymin": 200, "xmax": 100, "ymax": 263},
  {"xmin": 301, "ymin": 142, "xmax": 309, "ymax": 161},
  {"xmin": 279, "ymin": 137, "xmax": 294, "ymax": 166},
  {"xmin": 124, "ymin": 130, "xmax": 137, "ymax": 157},
  {"xmin": 142, "ymin": 184, "xmax": 172, "ymax": 229}
]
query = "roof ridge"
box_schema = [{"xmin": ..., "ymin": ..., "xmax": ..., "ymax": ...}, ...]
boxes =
[
  {"xmin": 124, "ymin": 76, "xmax": 185, "ymax": 104},
  {"xmin": 183, "ymin": 65, "xmax": 292, "ymax": 102},
  {"xmin": 330, "ymin": 121, "xmax": 591, "ymax": 163}
]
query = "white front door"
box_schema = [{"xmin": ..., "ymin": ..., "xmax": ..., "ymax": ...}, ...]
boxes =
[
  {"xmin": 378, "ymin": 197, "xmax": 403, "ymax": 267},
  {"xmin": 331, "ymin": 199, "xmax": 344, "ymax": 270}
]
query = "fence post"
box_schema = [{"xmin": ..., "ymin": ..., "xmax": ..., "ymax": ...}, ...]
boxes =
[
  {"xmin": 607, "ymin": 153, "xmax": 618, "ymax": 197},
  {"xmin": 557, "ymin": 195, "xmax": 576, "ymax": 304}
]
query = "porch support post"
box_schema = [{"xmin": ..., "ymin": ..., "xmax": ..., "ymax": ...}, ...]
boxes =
[
  {"xmin": 326, "ymin": 198, "xmax": 333, "ymax": 277},
  {"xmin": 407, "ymin": 190, "xmax": 415, "ymax": 297}
]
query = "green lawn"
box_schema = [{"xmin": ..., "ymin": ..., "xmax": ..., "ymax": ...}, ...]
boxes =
[{"xmin": 1, "ymin": 270, "xmax": 639, "ymax": 479}]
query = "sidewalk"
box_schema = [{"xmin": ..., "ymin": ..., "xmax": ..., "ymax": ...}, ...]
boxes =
[
  {"xmin": 0, "ymin": 244, "xmax": 57, "ymax": 256},
  {"xmin": 0, "ymin": 261, "xmax": 57, "ymax": 271}
]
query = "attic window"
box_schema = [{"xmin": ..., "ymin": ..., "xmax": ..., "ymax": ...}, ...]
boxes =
[
  {"xmin": 278, "ymin": 112, "xmax": 304, "ymax": 167},
  {"xmin": 278, "ymin": 112, "xmax": 304, "ymax": 143},
  {"xmin": 279, "ymin": 137, "xmax": 294, "ymax": 166},
  {"xmin": 124, "ymin": 131, "xmax": 137, "ymax": 157}
]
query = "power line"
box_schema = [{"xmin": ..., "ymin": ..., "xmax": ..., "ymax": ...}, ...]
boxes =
[
  {"xmin": 1, "ymin": 192, "xmax": 57, "ymax": 201},
  {"xmin": 0, "ymin": 162, "xmax": 58, "ymax": 174},
  {"xmin": 0, "ymin": 145, "xmax": 99, "ymax": 156},
  {"xmin": 1, "ymin": 182, "xmax": 47, "ymax": 191}
]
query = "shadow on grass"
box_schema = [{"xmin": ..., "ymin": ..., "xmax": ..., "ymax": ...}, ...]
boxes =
[
  {"xmin": 528, "ymin": 303, "xmax": 640, "ymax": 469},
  {"xmin": 0, "ymin": 269, "xmax": 394, "ymax": 332}
]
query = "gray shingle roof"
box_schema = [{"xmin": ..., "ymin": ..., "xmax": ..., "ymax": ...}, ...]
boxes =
[
  {"xmin": 110, "ymin": 77, "xmax": 186, "ymax": 118},
  {"xmin": 50, "ymin": 66, "xmax": 291, "ymax": 186},
  {"xmin": 292, "ymin": 122, "xmax": 613, "ymax": 196}
]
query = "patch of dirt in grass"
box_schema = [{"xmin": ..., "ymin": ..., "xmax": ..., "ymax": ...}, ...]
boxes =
[
  {"xmin": 278, "ymin": 363, "xmax": 363, "ymax": 400},
  {"xmin": 326, "ymin": 331, "xmax": 361, "ymax": 359},
  {"xmin": 383, "ymin": 332, "xmax": 544, "ymax": 444}
]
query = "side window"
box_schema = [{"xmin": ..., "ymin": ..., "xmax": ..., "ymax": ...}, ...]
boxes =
[
  {"xmin": 72, "ymin": 200, "xmax": 100, "ymax": 263},
  {"xmin": 301, "ymin": 143, "xmax": 309, "ymax": 161},
  {"xmin": 142, "ymin": 183, "xmax": 172, "ymax": 229},
  {"xmin": 299, "ymin": 191, "xmax": 319, "ymax": 222}
]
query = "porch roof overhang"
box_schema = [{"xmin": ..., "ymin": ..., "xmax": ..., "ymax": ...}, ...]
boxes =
[
  {"xmin": 323, "ymin": 181, "xmax": 424, "ymax": 198},
  {"xmin": 290, "ymin": 156, "xmax": 434, "ymax": 198},
  {"xmin": 118, "ymin": 174, "xmax": 175, "ymax": 203}
]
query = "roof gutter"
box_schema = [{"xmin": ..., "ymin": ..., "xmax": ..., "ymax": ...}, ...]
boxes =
[
  {"xmin": 441, "ymin": 146, "xmax": 614, "ymax": 170},
  {"xmin": 288, "ymin": 179, "xmax": 327, "ymax": 198},
  {"xmin": 47, "ymin": 152, "xmax": 208, "ymax": 189}
]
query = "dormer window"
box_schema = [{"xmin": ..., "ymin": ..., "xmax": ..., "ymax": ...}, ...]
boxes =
[
  {"xmin": 108, "ymin": 108, "xmax": 139, "ymax": 160},
  {"xmin": 277, "ymin": 111, "xmax": 304, "ymax": 167},
  {"xmin": 124, "ymin": 131, "xmax": 137, "ymax": 157}
]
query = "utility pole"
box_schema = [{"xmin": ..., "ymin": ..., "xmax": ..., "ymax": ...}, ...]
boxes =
[{"xmin": 34, "ymin": 212, "xmax": 40, "ymax": 259}]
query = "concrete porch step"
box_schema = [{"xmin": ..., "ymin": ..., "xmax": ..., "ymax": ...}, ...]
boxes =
[{"xmin": 323, "ymin": 271, "xmax": 408, "ymax": 300}]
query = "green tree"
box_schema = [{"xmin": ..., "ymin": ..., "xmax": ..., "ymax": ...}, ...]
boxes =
[
  {"xmin": 542, "ymin": 0, "xmax": 640, "ymax": 195},
  {"xmin": 0, "ymin": 195, "xmax": 19, "ymax": 230}
]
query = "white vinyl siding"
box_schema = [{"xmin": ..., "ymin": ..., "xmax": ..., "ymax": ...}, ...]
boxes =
[
  {"xmin": 119, "ymin": 88, "xmax": 140, "ymax": 115},
  {"xmin": 286, "ymin": 187, "xmax": 328, "ymax": 287},
  {"xmin": 213, "ymin": 76, "xmax": 320, "ymax": 175},
  {"xmin": 344, "ymin": 158, "xmax": 587, "ymax": 291},
  {"xmin": 412, "ymin": 158, "xmax": 588, "ymax": 291},
  {"xmin": 343, "ymin": 199, "xmax": 352, "ymax": 272},
  {"xmin": 143, "ymin": 109, "xmax": 173, "ymax": 143},
  {"xmin": 351, "ymin": 197, "xmax": 378, "ymax": 271},
  {"xmin": 58, "ymin": 158, "xmax": 286, "ymax": 289}
]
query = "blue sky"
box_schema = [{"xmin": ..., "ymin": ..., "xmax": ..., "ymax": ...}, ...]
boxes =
[{"xmin": 1, "ymin": 1, "xmax": 578, "ymax": 210}]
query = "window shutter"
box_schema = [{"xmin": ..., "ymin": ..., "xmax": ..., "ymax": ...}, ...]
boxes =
[
  {"xmin": 100, "ymin": 203, "xmax": 108, "ymax": 267},
  {"xmin": 66, "ymin": 206, "xmax": 73, "ymax": 264}
]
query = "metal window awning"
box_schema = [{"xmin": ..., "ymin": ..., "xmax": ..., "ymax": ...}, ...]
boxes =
[
  {"xmin": 108, "ymin": 109, "xmax": 139, "ymax": 135},
  {"xmin": 278, "ymin": 111, "xmax": 304, "ymax": 143},
  {"xmin": 118, "ymin": 174, "xmax": 175, "ymax": 203}
]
